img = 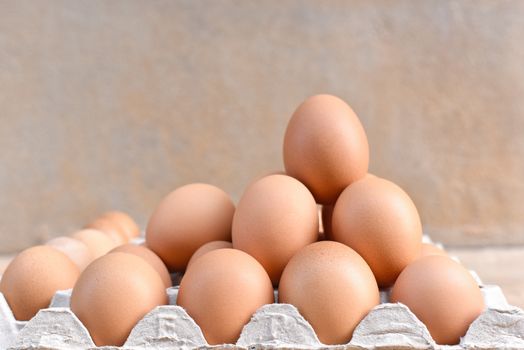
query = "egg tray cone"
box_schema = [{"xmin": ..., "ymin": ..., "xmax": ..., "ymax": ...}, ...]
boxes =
[{"xmin": 1, "ymin": 238, "xmax": 523, "ymax": 350}]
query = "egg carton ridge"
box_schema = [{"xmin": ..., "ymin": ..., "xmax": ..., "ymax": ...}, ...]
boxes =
[
  {"xmin": 1, "ymin": 236, "xmax": 523, "ymax": 350},
  {"xmin": 2, "ymin": 285, "xmax": 524, "ymax": 350}
]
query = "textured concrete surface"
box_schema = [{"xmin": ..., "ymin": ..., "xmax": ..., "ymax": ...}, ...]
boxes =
[{"xmin": 0, "ymin": 0, "xmax": 524, "ymax": 251}]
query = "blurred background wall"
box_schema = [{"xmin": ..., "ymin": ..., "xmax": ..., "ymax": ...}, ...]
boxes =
[{"xmin": 0, "ymin": 0, "xmax": 523, "ymax": 253}]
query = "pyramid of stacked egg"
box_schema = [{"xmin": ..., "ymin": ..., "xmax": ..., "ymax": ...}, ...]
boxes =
[{"xmin": 0, "ymin": 95, "xmax": 484, "ymax": 347}]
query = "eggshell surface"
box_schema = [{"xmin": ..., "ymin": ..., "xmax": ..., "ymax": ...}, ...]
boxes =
[
  {"xmin": 71, "ymin": 229, "xmax": 118, "ymax": 259},
  {"xmin": 70, "ymin": 252, "xmax": 167, "ymax": 346},
  {"xmin": 390, "ymin": 255, "xmax": 485, "ymax": 345},
  {"xmin": 332, "ymin": 176, "xmax": 422, "ymax": 287},
  {"xmin": 177, "ymin": 248, "xmax": 274, "ymax": 345},
  {"xmin": 146, "ymin": 183, "xmax": 235, "ymax": 271},
  {"xmin": 283, "ymin": 94, "xmax": 369, "ymax": 204},
  {"xmin": 46, "ymin": 236, "xmax": 93, "ymax": 271},
  {"xmin": 102, "ymin": 211, "xmax": 140, "ymax": 239},
  {"xmin": 279, "ymin": 241, "xmax": 379, "ymax": 345},
  {"xmin": 232, "ymin": 174, "xmax": 318, "ymax": 285},
  {"xmin": 186, "ymin": 240, "xmax": 232, "ymax": 269},
  {"xmin": 0, "ymin": 245, "xmax": 80, "ymax": 320},
  {"xmin": 86, "ymin": 218, "xmax": 128, "ymax": 244},
  {"xmin": 109, "ymin": 244, "xmax": 171, "ymax": 288}
]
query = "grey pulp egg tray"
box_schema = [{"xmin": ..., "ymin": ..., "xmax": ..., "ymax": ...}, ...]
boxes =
[{"xmin": 1, "ymin": 237, "xmax": 523, "ymax": 350}]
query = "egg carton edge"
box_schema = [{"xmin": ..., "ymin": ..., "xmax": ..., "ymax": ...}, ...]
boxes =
[{"xmin": 1, "ymin": 285, "xmax": 523, "ymax": 350}]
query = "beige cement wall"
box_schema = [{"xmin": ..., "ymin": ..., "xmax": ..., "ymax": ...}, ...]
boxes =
[{"xmin": 0, "ymin": 0, "xmax": 523, "ymax": 252}]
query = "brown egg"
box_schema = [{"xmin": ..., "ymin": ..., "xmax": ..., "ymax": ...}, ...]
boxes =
[
  {"xmin": 332, "ymin": 176, "xmax": 422, "ymax": 287},
  {"xmin": 86, "ymin": 218, "xmax": 128, "ymax": 245},
  {"xmin": 232, "ymin": 174, "xmax": 318, "ymax": 285},
  {"xmin": 419, "ymin": 243, "xmax": 447, "ymax": 258},
  {"xmin": 279, "ymin": 241, "xmax": 379, "ymax": 345},
  {"xmin": 109, "ymin": 244, "xmax": 171, "ymax": 288},
  {"xmin": 70, "ymin": 252, "xmax": 167, "ymax": 346},
  {"xmin": 321, "ymin": 204, "xmax": 334, "ymax": 240},
  {"xmin": 46, "ymin": 236, "xmax": 93, "ymax": 271},
  {"xmin": 0, "ymin": 246, "xmax": 80, "ymax": 320},
  {"xmin": 102, "ymin": 211, "xmax": 140, "ymax": 239},
  {"xmin": 390, "ymin": 255, "xmax": 484, "ymax": 345},
  {"xmin": 177, "ymin": 248, "xmax": 274, "ymax": 345},
  {"xmin": 186, "ymin": 240, "xmax": 233, "ymax": 269},
  {"xmin": 283, "ymin": 94, "xmax": 369, "ymax": 204},
  {"xmin": 322, "ymin": 174, "xmax": 375, "ymax": 239},
  {"xmin": 70, "ymin": 229, "xmax": 118, "ymax": 259},
  {"xmin": 146, "ymin": 183, "xmax": 235, "ymax": 272}
]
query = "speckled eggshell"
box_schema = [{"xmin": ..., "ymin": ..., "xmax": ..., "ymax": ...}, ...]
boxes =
[
  {"xmin": 186, "ymin": 240, "xmax": 233, "ymax": 269},
  {"xmin": 102, "ymin": 211, "xmax": 140, "ymax": 239},
  {"xmin": 177, "ymin": 248, "xmax": 274, "ymax": 345},
  {"xmin": 283, "ymin": 94, "xmax": 369, "ymax": 204},
  {"xmin": 70, "ymin": 229, "xmax": 118, "ymax": 259},
  {"xmin": 146, "ymin": 183, "xmax": 235, "ymax": 272},
  {"xmin": 70, "ymin": 252, "xmax": 167, "ymax": 347},
  {"xmin": 86, "ymin": 217, "xmax": 128, "ymax": 244},
  {"xmin": 278, "ymin": 241, "xmax": 379, "ymax": 345},
  {"xmin": 109, "ymin": 244, "xmax": 171, "ymax": 288},
  {"xmin": 232, "ymin": 174, "xmax": 318, "ymax": 285},
  {"xmin": 0, "ymin": 245, "xmax": 80, "ymax": 320},
  {"xmin": 390, "ymin": 255, "xmax": 485, "ymax": 345},
  {"xmin": 46, "ymin": 236, "xmax": 93, "ymax": 271},
  {"xmin": 332, "ymin": 176, "xmax": 422, "ymax": 287}
]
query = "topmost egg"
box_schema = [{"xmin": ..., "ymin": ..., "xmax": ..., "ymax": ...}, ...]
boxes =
[{"xmin": 283, "ymin": 94, "xmax": 369, "ymax": 204}]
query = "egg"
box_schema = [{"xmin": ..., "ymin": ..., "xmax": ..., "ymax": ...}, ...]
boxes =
[
  {"xmin": 70, "ymin": 252, "xmax": 167, "ymax": 346},
  {"xmin": 146, "ymin": 183, "xmax": 235, "ymax": 272},
  {"xmin": 186, "ymin": 240, "xmax": 233, "ymax": 269},
  {"xmin": 86, "ymin": 217, "xmax": 128, "ymax": 244},
  {"xmin": 232, "ymin": 174, "xmax": 318, "ymax": 285},
  {"xmin": 278, "ymin": 241, "xmax": 379, "ymax": 344},
  {"xmin": 419, "ymin": 242, "xmax": 447, "ymax": 258},
  {"xmin": 283, "ymin": 94, "xmax": 369, "ymax": 204},
  {"xmin": 70, "ymin": 229, "xmax": 118, "ymax": 258},
  {"xmin": 109, "ymin": 244, "xmax": 171, "ymax": 288},
  {"xmin": 332, "ymin": 176, "xmax": 422, "ymax": 287},
  {"xmin": 390, "ymin": 255, "xmax": 485, "ymax": 344},
  {"xmin": 45, "ymin": 236, "xmax": 93, "ymax": 271},
  {"xmin": 177, "ymin": 248, "xmax": 273, "ymax": 345},
  {"xmin": 322, "ymin": 176, "xmax": 375, "ymax": 240},
  {"xmin": 0, "ymin": 245, "xmax": 80, "ymax": 320},
  {"xmin": 102, "ymin": 211, "xmax": 140, "ymax": 239}
]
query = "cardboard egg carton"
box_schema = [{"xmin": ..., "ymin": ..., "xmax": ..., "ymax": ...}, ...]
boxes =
[
  {"xmin": 1, "ymin": 238, "xmax": 523, "ymax": 350},
  {"xmin": 1, "ymin": 283, "xmax": 523, "ymax": 350}
]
